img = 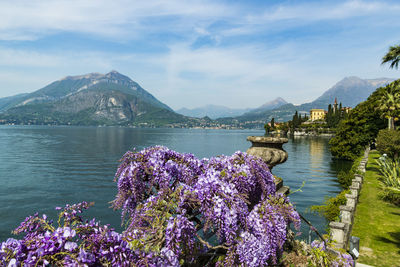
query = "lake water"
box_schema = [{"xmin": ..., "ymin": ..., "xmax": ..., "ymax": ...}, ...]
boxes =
[{"xmin": 0, "ymin": 126, "xmax": 351, "ymax": 242}]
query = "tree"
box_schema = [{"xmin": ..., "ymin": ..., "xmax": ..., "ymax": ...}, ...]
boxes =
[
  {"xmin": 376, "ymin": 129, "xmax": 400, "ymax": 159},
  {"xmin": 382, "ymin": 44, "xmax": 400, "ymax": 69},
  {"xmin": 264, "ymin": 123, "xmax": 272, "ymax": 134},
  {"xmin": 292, "ymin": 111, "xmax": 300, "ymax": 129},
  {"xmin": 330, "ymin": 84, "xmax": 388, "ymax": 160},
  {"xmin": 376, "ymin": 80, "xmax": 400, "ymax": 130},
  {"xmin": 270, "ymin": 117, "xmax": 275, "ymax": 129},
  {"xmin": 326, "ymin": 104, "xmax": 332, "ymax": 126}
]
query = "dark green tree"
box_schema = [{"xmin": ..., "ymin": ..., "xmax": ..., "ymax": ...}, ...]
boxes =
[
  {"xmin": 264, "ymin": 123, "xmax": 272, "ymax": 135},
  {"xmin": 329, "ymin": 82, "xmax": 395, "ymax": 160},
  {"xmin": 376, "ymin": 129, "xmax": 400, "ymax": 159},
  {"xmin": 292, "ymin": 111, "xmax": 300, "ymax": 129},
  {"xmin": 326, "ymin": 104, "xmax": 333, "ymax": 127}
]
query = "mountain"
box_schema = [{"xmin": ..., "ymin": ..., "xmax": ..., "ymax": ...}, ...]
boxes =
[
  {"xmin": 177, "ymin": 105, "xmax": 251, "ymax": 119},
  {"xmin": 0, "ymin": 93, "xmax": 29, "ymax": 112},
  {"xmin": 0, "ymin": 71, "xmax": 188, "ymax": 126},
  {"xmin": 312, "ymin": 76, "xmax": 393, "ymax": 108},
  {"xmin": 245, "ymin": 97, "xmax": 288, "ymax": 115},
  {"xmin": 217, "ymin": 76, "xmax": 394, "ymax": 126},
  {"xmin": 177, "ymin": 97, "xmax": 287, "ymax": 119},
  {"xmin": 1, "ymin": 74, "xmax": 394, "ymax": 128}
]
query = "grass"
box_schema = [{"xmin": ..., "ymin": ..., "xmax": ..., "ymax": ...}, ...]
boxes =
[{"xmin": 351, "ymin": 150, "xmax": 400, "ymax": 267}]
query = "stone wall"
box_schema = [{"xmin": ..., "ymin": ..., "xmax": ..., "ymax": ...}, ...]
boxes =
[{"xmin": 329, "ymin": 147, "xmax": 370, "ymax": 249}]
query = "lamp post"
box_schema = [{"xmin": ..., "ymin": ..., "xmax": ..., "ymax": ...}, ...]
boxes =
[{"xmin": 349, "ymin": 236, "xmax": 360, "ymax": 266}]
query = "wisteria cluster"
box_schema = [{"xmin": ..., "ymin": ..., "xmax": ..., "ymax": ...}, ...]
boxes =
[
  {"xmin": 113, "ymin": 146, "xmax": 300, "ymax": 266},
  {"xmin": 0, "ymin": 201, "xmax": 180, "ymax": 266},
  {"xmin": 1, "ymin": 202, "xmax": 130, "ymax": 266},
  {"xmin": 1, "ymin": 146, "xmax": 301, "ymax": 266},
  {"xmin": 310, "ymin": 240, "xmax": 354, "ymax": 267}
]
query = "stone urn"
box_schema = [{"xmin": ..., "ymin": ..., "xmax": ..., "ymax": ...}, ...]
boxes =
[{"xmin": 246, "ymin": 136, "xmax": 288, "ymax": 170}]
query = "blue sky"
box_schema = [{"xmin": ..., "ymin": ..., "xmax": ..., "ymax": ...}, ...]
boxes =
[{"xmin": 0, "ymin": 0, "xmax": 399, "ymax": 109}]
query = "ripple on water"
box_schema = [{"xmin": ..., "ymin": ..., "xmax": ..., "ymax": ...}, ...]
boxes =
[{"xmin": 0, "ymin": 126, "xmax": 351, "ymax": 242}]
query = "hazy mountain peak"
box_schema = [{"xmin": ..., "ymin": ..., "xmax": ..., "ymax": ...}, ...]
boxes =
[
  {"xmin": 365, "ymin": 77, "xmax": 394, "ymax": 87},
  {"xmin": 104, "ymin": 70, "xmax": 132, "ymax": 81},
  {"xmin": 254, "ymin": 97, "xmax": 288, "ymax": 111},
  {"xmin": 342, "ymin": 76, "xmax": 361, "ymax": 80},
  {"xmin": 335, "ymin": 76, "xmax": 393, "ymax": 88},
  {"xmin": 59, "ymin": 70, "xmax": 132, "ymax": 83},
  {"xmin": 177, "ymin": 105, "xmax": 251, "ymax": 119},
  {"xmin": 60, "ymin": 72, "xmax": 104, "ymax": 81},
  {"xmin": 334, "ymin": 76, "xmax": 365, "ymax": 87},
  {"xmin": 315, "ymin": 76, "xmax": 395, "ymax": 108}
]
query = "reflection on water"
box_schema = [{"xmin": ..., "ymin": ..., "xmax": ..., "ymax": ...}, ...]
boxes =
[
  {"xmin": 274, "ymin": 136, "xmax": 351, "ymax": 239},
  {"xmin": 309, "ymin": 138, "xmax": 325, "ymax": 171},
  {"xmin": 0, "ymin": 126, "xmax": 351, "ymax": 242}
]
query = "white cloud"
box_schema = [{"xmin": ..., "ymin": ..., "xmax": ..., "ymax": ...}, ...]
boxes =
[
  {"xmin": 0, "ymin": 0, "xmax": 399, "ymax": 109},
  {"xmin": 0, "ymin": 0, "xmax": 234, "ymax": 40},
  {"xmin": 0, "ymin": 0, "xmax": 398, "ymax": 41},
  {"xmin": 255, "ymin": 0, "xmax": 400, "ymax": 22},
  {"xmin": 221, "ymin": 0, "xmax": 400, "ymax": 38}
]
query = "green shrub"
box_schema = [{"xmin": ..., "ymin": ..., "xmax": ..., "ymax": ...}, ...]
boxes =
[
  {"xmin": 310, "ymin": 190, "xmax": 349, "ymax": 222},
  {"xmin": 337, "ymin": 171, "xmax": 353, "ymax": 189},
  {"xmin": 379, "ymin": 187, "xmax": 400, "ymax": 206},
  {"xmin": 376, "ymin": 157, "xmax": 400, "ymax": 188},
  {"xmin": 376, "ymin": 129, "xmax": 400, "ymax": 159},
  {"xmin": 376, "ymin": 156, "xmax": 400, "ymax": 206}
]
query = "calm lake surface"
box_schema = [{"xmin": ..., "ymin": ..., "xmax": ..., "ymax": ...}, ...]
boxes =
[{"xmin": 0, "ymin": 126, "xmax": 351, "ymax": 241}]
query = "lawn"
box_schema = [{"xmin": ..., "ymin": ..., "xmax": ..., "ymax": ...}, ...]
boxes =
[{"xmin": 352, "ymin": 151, "xmax": 400, "ymax": 267}]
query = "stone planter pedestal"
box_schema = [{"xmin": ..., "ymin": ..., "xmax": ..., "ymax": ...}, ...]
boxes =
[
  {"xmin": 247, "ymin": 136, "xmax": 289, "ymax": 194},
  {"xmin": 246, "ymin": 136, "xmax": 288, "ymax": 169}
]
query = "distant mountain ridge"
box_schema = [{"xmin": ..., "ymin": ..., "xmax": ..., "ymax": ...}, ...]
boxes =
[
  {"xmin": 177, "ymin": 105, "xmax": 251, "ymax": 119},
  {"xmin": 0, "ymin": 71, "xmax": 187, "ymax": 125},
  {"xmin": 0, "ymin": 74, "xmax": 395, "ymax": 127},
  {"xmin": 177, "ymin": 97, "xmax": 288, "ymax": 119},
  {"xmin": 312, "ymin": 76, "xmax": 393, "ymax": 108},
  {"xmin": 217, "ymin": 76, "xmax": 394, "ymax": 124}
]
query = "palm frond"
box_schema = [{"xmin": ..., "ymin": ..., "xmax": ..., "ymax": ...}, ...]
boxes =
[{"xmin": 382, "ymin": 44, "xmax": 400, "ymax": 69}]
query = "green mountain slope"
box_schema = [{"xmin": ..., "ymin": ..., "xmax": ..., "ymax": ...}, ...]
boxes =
[{"xmin": 0, "ymin": 71, "xmax": 186, "ymax": 126}]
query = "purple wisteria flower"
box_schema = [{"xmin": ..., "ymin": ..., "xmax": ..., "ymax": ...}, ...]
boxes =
[
  {"xmin": 113, "ymin": 146, "xmax": 301, "ymax": 266},
  {"xmin": 1, "ymin": 146, "xmax": 301, "ymax": 266}
]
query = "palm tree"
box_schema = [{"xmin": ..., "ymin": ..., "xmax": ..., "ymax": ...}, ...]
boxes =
[
  {"xmin": 382, "ymin": 44, "xmax": 400, "ymax": 69},
  {"xmin": 377, "ymin": 81, "xmax": 400, "ymax": 130}
]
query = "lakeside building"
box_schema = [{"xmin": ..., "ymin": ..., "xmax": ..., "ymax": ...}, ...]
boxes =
[
  {"xmin": 333, "ymin": 97, "xmax": 352, "ymax": 113},
  {"xmin": 309, "ymin": 98, "xmax": 352, "ymax": 122},
  {"xmin": 310, "ymin": 109, "xmax": 326, "ymax": 121},
  {"xmin": 342, "ymin": 106, "xmax": 352, "ymax": 113}
]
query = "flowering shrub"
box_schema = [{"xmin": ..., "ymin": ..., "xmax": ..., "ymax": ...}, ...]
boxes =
[
  {"xmin": 0, "ymin": 202, "xmax": 150, "ymax": 266},
  {"xmin": 1, "ymin": 146, "xmax": 301, "ymax": 266},
  {"xmin": 309, "ymin": 240, "xmax": 354, "ymax": 267}
]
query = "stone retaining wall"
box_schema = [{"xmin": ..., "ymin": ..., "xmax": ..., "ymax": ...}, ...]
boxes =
[{"xmin": 329, "ymin": 147, "xmax": 370, "ymax": 249}]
